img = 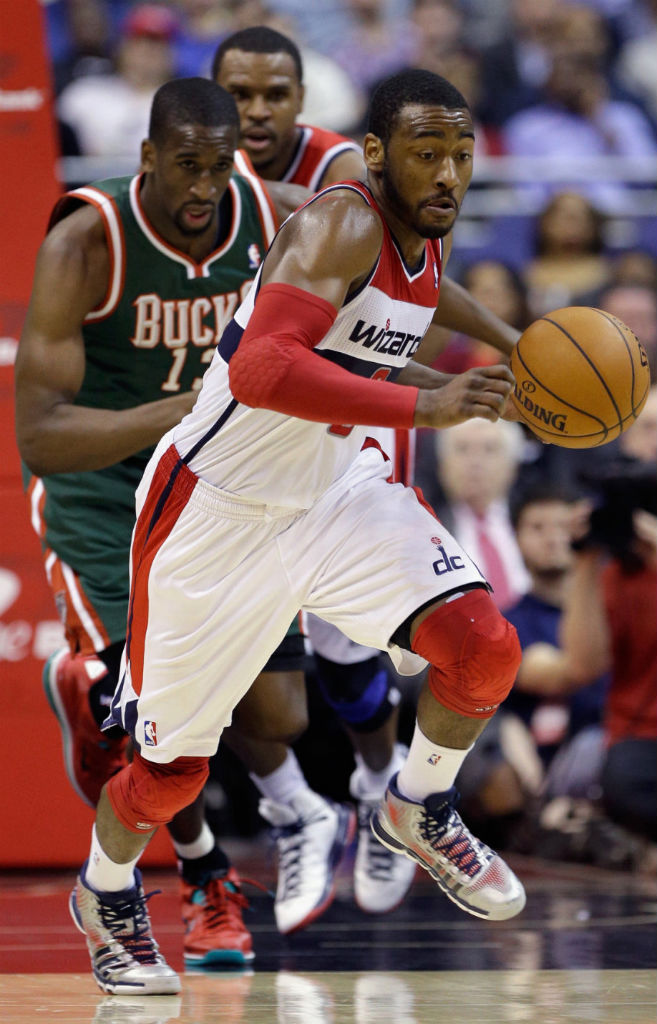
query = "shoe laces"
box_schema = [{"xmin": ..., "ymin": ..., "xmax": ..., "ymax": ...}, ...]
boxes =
[
  {"xmin": 358, "ymin": 803, "xmax": 396, "ymax": 881},
  {"xmin": 420, "ymin": 802, "xmax": 492, "ymax": 880},
  {"xmin": 98, "ymin": 888, "xmax": 162, "ymax": 964},
  {"xmin": 272, "ymin": 810, "xmax": 328, "ymax": 900},
  {"xmin": 198, "ymin": 876, "xmax": 250, "ymax": 929},
  {"xmin": 190, "ymin": 873, "xmax": 270, "ymax": 928}
]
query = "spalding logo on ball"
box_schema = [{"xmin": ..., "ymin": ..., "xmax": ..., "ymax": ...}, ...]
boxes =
[{"xmin": 510, "ymin": 306, "xmax": 651, "ymax": 448}]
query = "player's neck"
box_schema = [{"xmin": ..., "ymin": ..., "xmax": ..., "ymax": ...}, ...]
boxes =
[
  {"xmin": 366, "ymin": 175, "xmax": 427, "ymax": 269},
  {"xmin": 139, "ymin": 181, "xmax": 229, "ymax": 262}
]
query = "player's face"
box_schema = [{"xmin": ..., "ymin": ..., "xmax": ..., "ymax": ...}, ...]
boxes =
[
  {"xmin": 142, "ymin": 123, "xmax": 236, "ymax": 237},
  {"xmin": 378, "ymin": 104, "xmax": 474, "ymax": 239},
  {"xmin": 215, "ymin": 50, "xmax": 303, "ymax": 176},
  {"xmin": 515, "ymin": 501, "xmax": 574, "ymax": 577}
]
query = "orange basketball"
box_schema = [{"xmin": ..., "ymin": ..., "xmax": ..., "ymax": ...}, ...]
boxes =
[{"xmin": 510, "ymin": 306, "xmax": 651, "ymax": 448}]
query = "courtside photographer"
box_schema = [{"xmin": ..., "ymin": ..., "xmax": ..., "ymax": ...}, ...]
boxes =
[{"xmin": 561, "ymin": 387, "xmax": 657, "ymax": 844}]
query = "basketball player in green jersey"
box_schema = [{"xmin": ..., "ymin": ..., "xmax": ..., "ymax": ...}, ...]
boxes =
[{"xmin": 15, "ymin": 77, "xmax": 316, "ymax": 967}]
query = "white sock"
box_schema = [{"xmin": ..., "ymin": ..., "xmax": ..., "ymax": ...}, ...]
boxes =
[
  {"xmin": 171, "ymin": 820, "xmax": 215, "ymax": 861},
  {"xmin": 352, "ymin": 743, "xmax": 407, "ymax": 800},
  {"xmin": 249, "ymin": 748, "xmax": 309, "ymax": 806},
  {"xmin": 396, "ymin": 722, "xmax": 473, "ymax": 803},
  {"xmin": 85, "ymin": 824, "xmax": 140, "ymax": 893}
]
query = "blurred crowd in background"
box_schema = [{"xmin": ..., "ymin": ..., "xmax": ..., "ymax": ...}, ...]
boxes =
[{"xmin": 39, "ymin": 0, "xmax": 657, "ymax": 874}]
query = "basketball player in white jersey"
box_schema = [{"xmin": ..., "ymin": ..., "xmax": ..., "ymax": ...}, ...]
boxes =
[
  {"xmin": 68, "ymin": 69, "xmax": 526, "ymax": 996},
  {"xmin": 214, "ymin": 25, "xmax": 521, "ymax": 923}
]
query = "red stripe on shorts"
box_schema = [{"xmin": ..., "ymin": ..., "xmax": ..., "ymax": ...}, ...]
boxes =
[{"xmin": 126, "ymin": 445, "xmax": 196, "ymax": 696}]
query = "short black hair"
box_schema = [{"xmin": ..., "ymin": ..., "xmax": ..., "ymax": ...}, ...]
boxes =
[
  {"xmin": 149, "ymin": 77, "xmax": 239, "ymax": 146},
  {"xmin": 368, "ymin": 68, "xmax": 469, "ymax": 146},
  {"xmin": 211, "ymin": 25, "xmax": 303, "ymax": 83},
  {"xmin": 510, "ymin": 479, "xmax": 580, "ymax": 530}
]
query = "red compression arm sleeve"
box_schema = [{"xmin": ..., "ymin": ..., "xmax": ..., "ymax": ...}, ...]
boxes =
[{"xmin": 228, "ymin": 283, "xmax": 419, "ymax": 428}]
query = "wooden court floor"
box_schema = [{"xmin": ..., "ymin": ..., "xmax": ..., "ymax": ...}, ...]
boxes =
[{"xmin": 2, "ymin": 843, "xmax": 656, "ymax": 1023}]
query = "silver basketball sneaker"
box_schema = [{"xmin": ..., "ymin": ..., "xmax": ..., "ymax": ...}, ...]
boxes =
[
  {"xmin": 70, "ymin": 861, "xmax": 181, "ymax": 995},
  {"xmin": 371, "ymin": 774, "xmax": 526, "ymax": 920}
]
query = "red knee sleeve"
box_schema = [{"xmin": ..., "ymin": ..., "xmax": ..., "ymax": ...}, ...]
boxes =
[
  {"xmin": 106, "ymin": 751, "xmax": 209, "ymax": 834},
  {"xmin": 412, "ymin": 589, "xmax": 521, "ymax": 719}
]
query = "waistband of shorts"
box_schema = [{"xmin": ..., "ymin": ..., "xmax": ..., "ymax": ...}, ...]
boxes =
[{"xmin": 158, "ymin": 444, "xmax": 300, "ymax": 521}]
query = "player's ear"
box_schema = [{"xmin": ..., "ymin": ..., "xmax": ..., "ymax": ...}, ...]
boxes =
[
  {"xmin": 141, "ymin": 139, "xmax": 155, "ymax": 173},
  {"xmin": 297, "ymin": 82, "xmax": 305, "ymax": 116},
  {"xmin": 363, "ymin": 133, "xmax": 384, "ymax": 174}
]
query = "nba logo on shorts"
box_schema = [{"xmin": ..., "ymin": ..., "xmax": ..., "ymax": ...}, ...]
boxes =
[
  {"xmin": 144, "ymin": 721, "xmax": 158, "ymax": 747},
  {"xmin": 427, "ymin": 752, "xmax": 442, "ymax": 765}
]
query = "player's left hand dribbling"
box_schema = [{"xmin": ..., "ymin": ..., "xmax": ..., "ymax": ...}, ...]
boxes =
[{"xmin": 414, "ymin": 364, "xmax": 515, "ymax": 429}]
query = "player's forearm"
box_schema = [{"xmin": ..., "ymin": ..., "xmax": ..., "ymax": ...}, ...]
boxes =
[
  {"xmin": 229, "ymin": 282, "xmax": 419, "ymax": 428},
  {"xmin": 559, "ymin": 552, "xmax": 612, "ymax": 683},
  {"xmin": 434, "ymin": 277, "xmax": 520, "ymax": 358},
  {"xmin": 17, "ymin": 393, "xmax": 195, "ymax": 476},
  {"xmin": 230, "ymin": 334, "xmax": 418, "ymax": 428},
  {"xmin": 397, "ymin": 361, "xmax": 454, "ymax": 390}
]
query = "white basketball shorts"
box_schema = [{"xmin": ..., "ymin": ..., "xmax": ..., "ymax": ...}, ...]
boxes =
[{"xmin": 109, "ymin": 441, "xmax": 486, "ymax": 762}]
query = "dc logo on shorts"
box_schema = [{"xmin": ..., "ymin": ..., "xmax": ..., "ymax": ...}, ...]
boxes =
[{"xmin": 144, "ymin": 721, "xmax": 158, "ymax": 746}]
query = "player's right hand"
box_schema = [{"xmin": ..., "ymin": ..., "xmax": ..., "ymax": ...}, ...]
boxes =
[{"xmin": 413, "ymin": 364, "xmax": 515, "ymax": 429}]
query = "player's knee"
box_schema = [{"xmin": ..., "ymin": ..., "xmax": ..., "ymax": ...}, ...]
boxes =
[
  {"xmin": 106, "ymin": 751, "xmax": 209, "ymax": 833},
  {"xmin": 411, "ymin": 589, "xmax": 521, "ymax": 719},
  {"xmin": 315, "ymin": 655, "xmax": 399, "ymax": 732}
]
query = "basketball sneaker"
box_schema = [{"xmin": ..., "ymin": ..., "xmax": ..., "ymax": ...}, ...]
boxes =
[
  {"xmin": 258, "ymin": 789, "xmax": 356, "ymax": 934},
  {"xmin": 371, "ymin": 774, "xmax": 526, "ymax": 920},
  {"xmin": 350, "ymin": 749, "xmax": 416, "ymax": 914},
  {"xmin": 70, "ymin": 861, "xmax": 181, "ymax": 995},
  {"xmin": 43, "ymin": 647, "xmax": 128, "ymax": 807},
  {"xmin": 181, "ymin": 867, "xmax": 255, "ymax": 967}
]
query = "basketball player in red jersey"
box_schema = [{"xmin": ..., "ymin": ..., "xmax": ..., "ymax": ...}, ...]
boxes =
[
  {"xmin": 66, "ymin": 68, "xmax": 527, "ymax": 996},
  {"xmin": 212, "ymin": 26, "xmax": 363, "ymax": 192},
  {"xmin": 213, "ymin": 26, "xmax": 522, "ymax": 923}
]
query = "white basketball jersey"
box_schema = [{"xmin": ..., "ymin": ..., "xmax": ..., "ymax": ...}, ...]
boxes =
[{"xmin": 171, "ymin": 182, "xmax": 442, "ymax": 507}]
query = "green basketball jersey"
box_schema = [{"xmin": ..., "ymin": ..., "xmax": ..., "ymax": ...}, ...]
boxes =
[{"xmin": 27, "ymin": 169, "xmax": 278, "ymax": 644}]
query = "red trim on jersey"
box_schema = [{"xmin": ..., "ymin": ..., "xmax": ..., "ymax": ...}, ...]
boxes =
[
  {"xmin": 83, "ymin": 191, "xmax": 126, "ymax": 321},
  {"xmin": 284, "ymin": 124, "xmax": 361, "ymax": 190},
  {"xmin": 47, "ymin": 554, "xmax": 112, "ymax": 655},
  {"xmin": 53, "ymin": 188, "xmax": 127, "ymax": 322},
  {"xmin": 393, "ymin": 428, "xmax": 410, "ymax": 485},
  {"xmin": 229, "ymin": 283, "xmax": 418, "ymax": 428},
  {"xmin": 132, "ymin": 173, "xmax": 241, "ymax": 279},
  {"xmin": 234, "ymin": 148, "xmax": 279, "ymax": 239}
]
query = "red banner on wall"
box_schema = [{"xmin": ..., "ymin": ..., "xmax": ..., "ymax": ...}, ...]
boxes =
[{"xmin": 0, "ymin": 0, "xmax": 174, "ymax": 867}]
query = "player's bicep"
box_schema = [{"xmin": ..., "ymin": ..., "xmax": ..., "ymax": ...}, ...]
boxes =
[{"xmin": 15, "ymin": 223, "xmax": 106, "ymax": 433}]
